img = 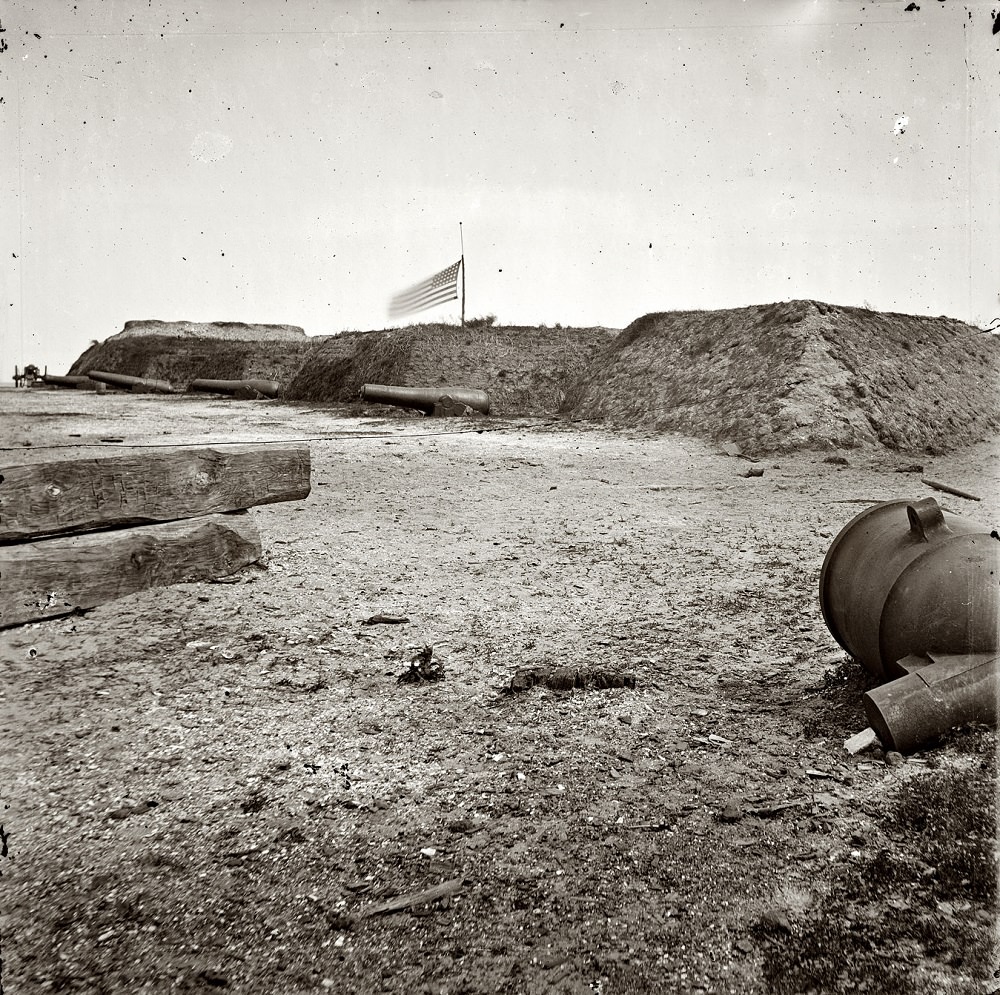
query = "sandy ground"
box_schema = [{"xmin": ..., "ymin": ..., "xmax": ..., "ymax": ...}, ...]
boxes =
[{"xmin": 1, "ymin": 389, "xmax": 997, "ymax": 995}]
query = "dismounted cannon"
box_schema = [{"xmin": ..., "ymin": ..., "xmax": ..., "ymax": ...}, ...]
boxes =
[
  {"xmin": 188, "ymin": 379, "xmax": 282, "ymax": 399},
  {"xmin": 820, "ymin": 496, "xmax": 999, "ymax": 751},
  {"xmin": 87, "ymin": 370, "xmax": 175, "ymax": 394},
  {"xmin": 41, "ymin": 375, "xmax": 92, "ymax": 389},
  {"xmin": 359, "ymin": 383, "xmax": 490, "ymax": 416}
]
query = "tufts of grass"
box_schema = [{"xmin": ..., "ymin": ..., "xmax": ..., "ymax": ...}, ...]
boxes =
[{"xmin": 760, "ymin": 727, "xmax": 998, "ymax": 994}]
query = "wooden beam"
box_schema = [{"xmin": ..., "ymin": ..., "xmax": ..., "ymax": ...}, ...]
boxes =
[
  {"xmin": 0, "ymin": 512, "xmax": 261, "ymax": 628},
  {"xmin": 0, "ymin": 444, "xmax": 310, "ymax": 542}
]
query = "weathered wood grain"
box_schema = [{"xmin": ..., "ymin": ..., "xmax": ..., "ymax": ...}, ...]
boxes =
[
  {"xmin": 0, "ymin": 512, "xmax": 261, "ymax": 628},
  {"xmin": 0, "ymin": 444, "xmax": 310, "ymax": 541}
]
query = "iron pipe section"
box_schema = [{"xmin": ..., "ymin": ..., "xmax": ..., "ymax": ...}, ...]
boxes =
[
  {"xmin": 863, "ymin": 651, "xmax": 999, "ymax": 753},
  {"xmin": 359, "ymin": 383, "xmax": 490, "ymax": 415}
]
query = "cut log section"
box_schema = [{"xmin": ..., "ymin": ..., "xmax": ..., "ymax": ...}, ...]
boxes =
[
  {"xmin": 0, "ymin": 444, "xmax": 311, "ymax": 542},
  {"xmin": 0, "ymin": 512, "xmax": 261, "ymax": 628}
]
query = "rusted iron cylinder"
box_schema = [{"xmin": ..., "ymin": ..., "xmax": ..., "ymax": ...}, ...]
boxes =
[
  {"xmin": 360, "ymin": 383, "xmax": 490, "ymax": 415},
  {"xmin": 87, "ymin": 370, "xmax": 175, "ymax": 394},
  {"xmin": 819, "ymin": 497, "xmax": 1000, "ymax": 681},
  {"xmin": 863, "ymin": 652, "xmax": 999, "ymax": 753},
  {"xmin": 188, "ymin": 379, "xmax": 282, "ymax": 399}
]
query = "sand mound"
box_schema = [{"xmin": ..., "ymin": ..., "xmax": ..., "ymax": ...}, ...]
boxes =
[
  {"xmin": 117, "ymin": 320, "xmax": 307, "ymax": 342},
  {"xmin": 284, "ymin": 323, "xmax": 616, "ymax": 416},
  {"xmin": 64, "ymin": 303, "xmax": 999, "ymax": 455},
  {"xmin": 562, "ymin": 300, "xmax": 1000, "ymax": 454},
  {"xmin": 68, "ymin": 335, "xmax": 322, "ymax": 388}
]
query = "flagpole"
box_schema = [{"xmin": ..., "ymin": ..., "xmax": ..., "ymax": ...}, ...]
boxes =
[{"xmin": 459, "ymin": 222, "xmax": 465, "ymax": 329}]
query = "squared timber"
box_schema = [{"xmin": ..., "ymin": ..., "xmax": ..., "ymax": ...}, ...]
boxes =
[
  {"xmin": 0, "ymin": 512, "xmax": 262, "ymax": 628},
  {"xmin": 0, "ymin": 443, "xmax": 310, "ymax": 542}
]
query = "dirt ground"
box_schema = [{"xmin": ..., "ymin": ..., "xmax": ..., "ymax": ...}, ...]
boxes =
[{"xmin": 1, "ymin": 389, "xmax": 997, "ymax": 995}]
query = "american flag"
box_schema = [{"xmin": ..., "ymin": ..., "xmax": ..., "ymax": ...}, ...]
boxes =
[{"xmin": 389, "ymin": 259, "xmax": 462, "ymax": 318}]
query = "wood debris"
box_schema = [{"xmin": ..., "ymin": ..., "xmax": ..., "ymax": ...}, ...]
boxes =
[
  {"xmin": 362, "ymin": 877, "xmax": 465, "ymax": 917},
  {"xmin": 507, "ymin": 665, "xmax": 636, "ymax": 694}
]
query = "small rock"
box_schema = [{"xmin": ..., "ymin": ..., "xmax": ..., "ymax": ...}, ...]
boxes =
[
  {"xmin": 743, "ymin": 467, "xmax": 764, "ymax": 478},
  {"xmin": 885, "ymin": 751, "xmax": 905, "ymax": 768},
  {"xmin": 720, "ymin": 796, "xmax": 742, "ymax": 823},
  {"xmin": 844, "ymin": 728, "xmax": 878, "ymax": 755},
  {"xmin": 617, "ymin": 714, "xmax": 633, "ymax": 725},
  {"xmin": 759, "ymin": 908, "xmax": 792, "ymax": 933},
  {"xmin": 823, "ymin": 455, "xmax": 849, "ymax": 465}
]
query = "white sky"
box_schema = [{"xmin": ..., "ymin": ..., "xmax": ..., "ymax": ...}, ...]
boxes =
[{"xmin": 2, "ymin": 0, "xmax": 998, "ymax": 376}]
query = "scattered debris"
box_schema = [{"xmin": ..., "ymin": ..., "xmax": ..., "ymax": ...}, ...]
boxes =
[
  {"xmin": 363, "ymin": 614, "xmax": 410, "ymax": 626},
  {"xmin": 719, "ymin": 441, "xmax": 760, "ymax": 462},
  {"xmin": 747, "ymin": 799, "xmax": 805, "ymax": 818},
  {"xmin": 362, "ymin": 877, "xmax": 465, "ymax": 917},
  {"xmin": 507, "ymin": 665, "xmax": 636, "ymax": 694},
  {"xmin": 844, "ymin": 727, "xmax": 879, "ymax": 755},
  {"xmin": 107, "ymin": 800, "xmax": 158, "ymax": 821},
  {"xmin": 921, "ymin": 478, "xmax": 981, "ymax": 502},
  {"xmin": 397, "ymin": 645, "xmax": 444, "ymax": 683}
]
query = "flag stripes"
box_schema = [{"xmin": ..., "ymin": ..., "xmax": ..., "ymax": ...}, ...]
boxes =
[{"xmin": 389, "ymin": 260, "xmax": 462, "ymax": 318}]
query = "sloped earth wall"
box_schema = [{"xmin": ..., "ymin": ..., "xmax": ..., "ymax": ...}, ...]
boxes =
[
  {"xmin": 283, "ymin": 323, "xmax": 615, "ymax": 417},
  {"xmin": 117, "ymin": 320, "xmax": 307, "ymax": 342},
  {"xmin": 68, "ymin": 335, "xmax": 322, "ymax": 389},
  {"xmin": 563, "ymin": 301, "xmax": 1000, "ymax": 455},
  {"xmin": 66, "ymin": 303, "xmax": 999, "ymax": 454}
]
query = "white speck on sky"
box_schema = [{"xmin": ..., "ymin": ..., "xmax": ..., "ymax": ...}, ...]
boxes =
[{"xmin": 1, "ymin": 0, "xmax": 997, "ymax": 375}]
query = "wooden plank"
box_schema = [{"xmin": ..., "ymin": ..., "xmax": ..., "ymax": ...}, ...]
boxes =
[
  {"xmin": 0, "ymin": 444, "xmax": 310, "ymax": 542},
  {"xmin": 0, "ymin": 512, "xmax": 261, "ymax": 628}
]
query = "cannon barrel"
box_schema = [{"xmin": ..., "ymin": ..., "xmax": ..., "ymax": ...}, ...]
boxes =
[
  {"xmin": 359, "ymin": 383, "xmax": 490, "ymax": 415},
  {"xmin": 41, "ymin": 375, "xmax": 91, "ymax": 389},
  {"xmin": 188, "ymin": 379, "xmax": 282, "ymax": 399},
  {"xmin": 87, "ymin": 370, "xmax": 175, "ymax": 394}
]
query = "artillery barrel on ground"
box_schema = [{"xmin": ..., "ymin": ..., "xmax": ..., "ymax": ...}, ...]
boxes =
[
  {"xmin": 87, "ymin": 370, "xmax": 175, "ymax": 394},
  {"xmin": 360, "ymin": 383, "xmax": 490, "ymax": 415},
  {"xmin": 41, "ymin": 375, "xmax": 91, "ymax": 389},
  {"xmin": 188, "ymin": 379, "xmax": 282, "ymax": 399}
]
